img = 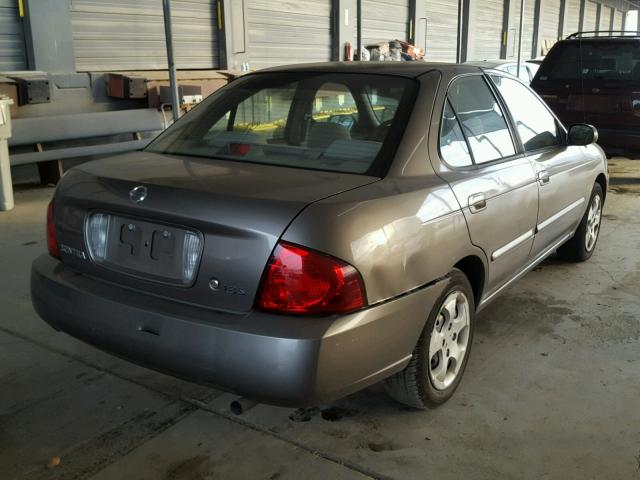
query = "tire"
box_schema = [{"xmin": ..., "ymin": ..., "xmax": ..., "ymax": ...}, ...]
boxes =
[
  {"xmin": 557, "ymin": 183, "xmax": 603, "ymax": 262},
  {"xmin": 384, "ymin": 269, "xmax": 475, "ymax": 409}
]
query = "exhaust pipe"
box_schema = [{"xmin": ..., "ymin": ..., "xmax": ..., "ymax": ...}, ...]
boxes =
[{"xmin": 230, "ymin": 397, "xmax": 258, "ymax": 415}]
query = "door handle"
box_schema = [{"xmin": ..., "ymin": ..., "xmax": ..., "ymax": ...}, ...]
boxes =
[
  {"xmin": 468, "ymin": 193, "xmax": 487, "ymax": 213},
  {"xmin": 538, "ymin": 171, "xmax": 550, "ymax": 186}
]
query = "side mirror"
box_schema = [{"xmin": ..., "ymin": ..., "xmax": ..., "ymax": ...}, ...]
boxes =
[{"xmin": 568, "ymin": 124, "xmax": 598, "ymax": 146}]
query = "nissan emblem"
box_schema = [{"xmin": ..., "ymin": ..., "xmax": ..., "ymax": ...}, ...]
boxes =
[{"xmin": 129, "ymin": 185, "xmax": 148, "ymax": 203}]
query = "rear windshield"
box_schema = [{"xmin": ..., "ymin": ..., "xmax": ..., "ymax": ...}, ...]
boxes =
[
  {"xmin": 146, "ymin": 72, "xmax": 416, "ymax": 176},
  {"xmin": 537, "ymin": 40, "xmax": 640, "ymax": 82}
]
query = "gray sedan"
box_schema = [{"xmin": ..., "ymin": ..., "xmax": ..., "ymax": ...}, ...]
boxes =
[
  {"xmin": 32, "ymin": 62, "xmax": 607, "ymax": 409},
  {"xmin": 465, "ymin": 60, "xmax": 541, "ymax": 83}
]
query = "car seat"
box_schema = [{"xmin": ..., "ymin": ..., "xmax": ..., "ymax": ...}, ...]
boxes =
[{"xmin": 307, "ymin": 122, "xmax": 351, "ymax": 149}]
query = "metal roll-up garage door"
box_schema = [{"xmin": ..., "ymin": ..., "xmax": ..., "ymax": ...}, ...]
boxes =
[
  {"xmin": 540, "ymin": 0, "xmax": 562, "ymax": 53},
  {"xmin": 599, "ymin": 6, "xmax": 613, "ymax": 32},
  {"xmin": 424, "ymin": 0, "xmax": 459, "ymax": 62},
  {"xmin": 362, "ymin": 0, "xmax": 410, "ymax": 45},
  {"xmin": 507, "ymin": 0, "xmax": 536, "ymax": 59},
  {"xmin": 613, "ymin": 10, "xmax": 625, "ymax": 31},
  {"xmin": 246, "ymin": 0, "xmax": 332, "ymax": 70},
  {"xmin": 612, "ymin": 10, "xmax": 623, "ymax": 31},
  {"xmin": 71, "ymin": 0, "xmax": 220, "ymax": 71},
  {"xmin": 0, "ymin": 0, "xmax": 26, "ymax": 71},
  {"xmin": 583, "ymin": 1, "xmax": 598, "ymax": 31},
  {"xmin": 466, "ymin": 0, "xmax": 504, "ymax": 60},
  {"xmin": 564, "ymin": 0, "xmax": 581, "ymax": 37}
]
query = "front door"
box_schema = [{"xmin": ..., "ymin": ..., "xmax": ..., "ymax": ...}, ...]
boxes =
[
  {"xmin": 489, "ymin": 73, "xmax": 590, "ymax": 258},
  {"xmin": 437, "ymin": 75, "xmax": 539, "ymax": 295}
]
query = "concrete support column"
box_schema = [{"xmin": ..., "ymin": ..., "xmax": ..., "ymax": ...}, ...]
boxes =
[
  {"xmin": 532, "ymin": 0, "xmax": 542, "ymax": 58},
  {"xmin": 609, "ymin": 8, "xmax": 615, "ymax": 30},
  {"xmin": 460, "ymin": 0, "xmax": 471, "ymax": 62},
  {"xmin": 333, "ymin": 0, "xmax": 357, "ymax": 60},
  {"xmin": 559, "ymin": 0, "xmax": 567, "ymax": 39},
  {"xmin": 578, "ymin": 0, "xmax": 585, "ymax": 32},
  {"xmin": 500, "ymin": 0, "xmax": 511, "ymax": 59},
  {"xmin": 23, "ymin": 0, "xmax": 75, "ymax": 73},
  {"xmin": 412, "ymin": 0, "xmax": 427, "ymax": 52}
]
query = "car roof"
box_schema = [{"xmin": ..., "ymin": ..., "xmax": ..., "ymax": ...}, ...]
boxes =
[
  {"xmin": 560, "ymin": 35, "xmax": 640, "ymax": 44},
  {"xmin": 465, "ymin": 59, "xmax": 537, "ymax": 68},
  {"xmin": 465, "ymin": 60, "xmax": 512, "ymax": 68},
  {"xmin": 253, "ymin": 61, "xmax": 482, "ymax": 78}
]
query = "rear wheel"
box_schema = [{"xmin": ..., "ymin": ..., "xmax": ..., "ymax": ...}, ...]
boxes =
[
  {"xmin": 384, "ymin": 269, "xmax": 475, "ymax": 409},
  {"xmin": 557, "ymin": 183, "xmax": 603, "ymax": 262}
]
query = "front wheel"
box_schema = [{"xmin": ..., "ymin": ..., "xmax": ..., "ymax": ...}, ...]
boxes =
[
  {"xmin": 557, "ymin": 183, "xmax": 603, "ymax": 262},
  {"xmin": 384, "ymin": 269, "xmax": 475, "ymax": 409}
]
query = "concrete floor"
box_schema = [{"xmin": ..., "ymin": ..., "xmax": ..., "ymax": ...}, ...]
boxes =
[{"xmin": 1, "ymin": 159, "xmax": 639, "ymax": 480}]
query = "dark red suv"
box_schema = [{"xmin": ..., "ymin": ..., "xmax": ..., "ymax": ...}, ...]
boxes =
[{"xmin": 531, "ymin": 32, "xmax": 640, "ymax": 155}]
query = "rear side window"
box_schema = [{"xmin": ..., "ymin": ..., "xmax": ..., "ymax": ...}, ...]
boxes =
[
  {"xmin": 440, "ymin": 100, "xmax": 473, "ymax": 167},
  {"xmin": 505, "ymin": 64, "xmax": 531, "ymax": 83},
  {"xmin": 538, "ymin": 41, "xmax": 640, "ymax": 81},
  {"xmin": 490, "ymin": 75, "xmax": 562, "ymax": 151},
  {"xmin": 446, "ymin": 76, "xmax": 516, "ymax": 164}
]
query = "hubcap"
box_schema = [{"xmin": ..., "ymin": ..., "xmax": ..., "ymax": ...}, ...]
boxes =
[
  {"xmin": 585, "ymin": 194, "xmax": 602, "ymax": 252},
  {"xmin": 428, "ymin": 291, "xmax": 471, "ymax": 391}
]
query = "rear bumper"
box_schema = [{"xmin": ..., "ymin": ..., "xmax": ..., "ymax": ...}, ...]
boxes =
[{"xmin": 31, "ymin": 255, "xmax": 446, "ymax": 406}]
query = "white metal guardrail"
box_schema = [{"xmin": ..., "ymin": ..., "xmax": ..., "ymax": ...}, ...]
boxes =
[{"xmin": 0, "ymin": 96, "xmax": 15, "ymax": 211}]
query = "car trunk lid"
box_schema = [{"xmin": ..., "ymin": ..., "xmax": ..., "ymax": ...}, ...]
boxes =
[{"xmin": 54, "ymin": 151, "xmax": 378, "ymax": 314}]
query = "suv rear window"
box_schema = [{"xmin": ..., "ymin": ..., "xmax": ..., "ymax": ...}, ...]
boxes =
[
  {"xmin": 537, "ymin": 40, "xmax": 640, "ymax": 82},
  {"xmin": 146, "ymin": 73, "xmax": 416, "ymax": 176}
]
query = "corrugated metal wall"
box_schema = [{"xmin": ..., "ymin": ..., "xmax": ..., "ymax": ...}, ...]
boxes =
[
  {"xmin": 612, "ymin": 10, "xmax": 623, "ymax": 31},
  {"xmin": 564, "ymin": 0, "xmax": 581, "ymax": 36},
  {"xmin": 245, "ymin": 0, "xmax": 332, "ymax": 70},
  {"xmin": 424, "ymin": 0, "xmax": 459, "ymax": 61},
  {"xmin": 10, "ymin": 0, "xmax": 631, "ymax": 75},
  {"xmin": 583, "ymin": 1, "xmax": 598, "ymax": 31},
  {"xmin": 540, "ymin": 0, "xmax": 562, "ymax": 51},
  {"xmin": 599, "ymin": 6, "xmax": 613, "ymax": 31},
  {"xmin": 71, "ymin": 0, "xmax": 220, "ymax": 71},
  {"xmin": 0, "ymin": 0, "xmax": 26, "ymax": 71},
  {"xmin": 507, "ymin": 0, "xmax": 536, "ymax": 59},
  {"xmin": 466, "ymin": 0, "xmax": 504, "ymax": 60},
  {"xmin": 361, "ymin": 0, "xmax": 410, "ymax": 44}
]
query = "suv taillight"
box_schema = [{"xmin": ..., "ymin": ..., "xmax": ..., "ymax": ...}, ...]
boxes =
[
  {"xmin": 256, "ymin": 242, "xmax": 366, "ymax": 315},
  {"xmin": 47, "ymin": 202, "xmax": 61, "ymax": 259}
]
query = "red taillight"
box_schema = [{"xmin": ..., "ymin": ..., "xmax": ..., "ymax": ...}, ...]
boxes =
[
  {"xmin": 47, "ymin": 202, "xmax": 60, "ymax": 259},
  {"xmin": 256, "ymin": 242, "xmax": 366, "ymax": 315}
]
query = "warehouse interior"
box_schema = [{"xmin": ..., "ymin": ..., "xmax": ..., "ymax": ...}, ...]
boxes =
[
  {"xmin": 1, "ymin": 0, "xmax": 640, "ymax": 479},
  {"xmin": 1, "ymin": 0, "xmax": 638, "ymax": 172}
]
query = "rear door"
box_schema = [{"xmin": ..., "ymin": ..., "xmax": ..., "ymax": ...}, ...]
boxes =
[
  {"xmin": 531, "ymin": 41, "xmax": 583, "ymax": 126},
  {"xmin": 436, "ymin": 74, "xmax": 539, "ymax": 294},
  {"xmin": 533, "ymin": 40, "xmax": 640, "ymax": 140},
  {"xmin": 577, "ymin": 40, "xmax": 640, "ymax": 135},
  {"xmin": 490, "ymin": 73, "xmax": 590, "ymax": 258}
]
